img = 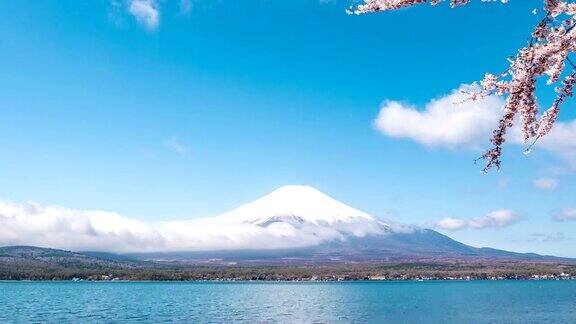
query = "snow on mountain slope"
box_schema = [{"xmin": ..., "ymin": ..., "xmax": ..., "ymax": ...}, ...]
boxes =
[{"xmin": 210, "ymin": 185, "xmax": 376, "ymax": 225}]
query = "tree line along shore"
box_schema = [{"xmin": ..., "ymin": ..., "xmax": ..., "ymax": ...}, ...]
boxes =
[{"xmin": 1, "ymin": 262, "xmax": 575, "ymax": 282}]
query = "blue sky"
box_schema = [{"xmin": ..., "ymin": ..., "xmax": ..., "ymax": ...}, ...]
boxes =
[{"xmin": 0, "ymin": 0, "xmax": 575, "ymax": 256}]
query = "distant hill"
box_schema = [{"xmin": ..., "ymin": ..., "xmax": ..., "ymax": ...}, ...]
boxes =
[{"xmin": 0, "ymin": 246, "xmax": 141, "ymax": 270}]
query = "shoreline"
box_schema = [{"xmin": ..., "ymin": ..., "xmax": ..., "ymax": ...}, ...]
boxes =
[{"xmin": 2, "ymin": 276, "xmax": 575, "ymax": 283}]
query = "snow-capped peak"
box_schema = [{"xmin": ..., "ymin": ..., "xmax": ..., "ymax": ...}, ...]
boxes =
[{"xmin": 211, "ymin": 185, "xmax": 374, "ymax": 225}]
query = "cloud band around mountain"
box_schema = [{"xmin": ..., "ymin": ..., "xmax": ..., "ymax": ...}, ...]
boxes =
[{"xmin": 0, "ymin": 198, "xmax": 384, "ymax": 253}]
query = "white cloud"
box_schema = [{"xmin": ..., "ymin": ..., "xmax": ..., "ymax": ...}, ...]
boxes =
[
  {"xmin": 0, "ymin": 201, "xmax": 161, "ymax": 253},
  {"xmin": 374, "ymin": 84, "xmax": 503, "ymax": 149},
  {"xmin": 128, "ymin": 0, "xmax": 160, "ymax": 30},
  {"xmin": 374, "ymin": 84, "xmax": 576, "ymax": 162},
  {"xmin": 553, "ymin": 208, "xmax": 576, "ymax": 222},
  {"xmin": 436, "ymin": 210, "xmax": 521, "ymax": 231},
  {"xmin": 468, "ymin": 210, "xmax": 521, "ymax": 228},
  {"xmin": 533, "ymin": 177, "xmax": 558, "ymax": 190},
  {"xmin": 165, "ymin": 136, "xmax": 188, "ymax": 155}
]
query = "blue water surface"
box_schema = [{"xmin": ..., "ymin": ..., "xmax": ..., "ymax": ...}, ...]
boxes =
[{"xmin": 0, "ymin": 280, "xmax": 575, "ymax": 323}]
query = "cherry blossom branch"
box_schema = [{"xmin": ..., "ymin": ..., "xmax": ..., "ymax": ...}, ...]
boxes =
[
  {"xmin": 347, "ymin": 0, "xmax": 507, "ymax": 15},
  {"xmin": 350, "ymin": 0, "xmax": 576, "ymax": 172}
]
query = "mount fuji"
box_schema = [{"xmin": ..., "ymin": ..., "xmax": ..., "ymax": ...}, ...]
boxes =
[
  {"xmin": 133, "ymin": 185, "xmax": 566, "ymax": 264},
  {"xmin": 205, "ymin": 185, "xmax": 390, "ymax": 239}
]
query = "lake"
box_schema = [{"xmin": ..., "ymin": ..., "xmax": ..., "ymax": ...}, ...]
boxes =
[{"xmin": 0, "ymin": 280, "xmax": 575, "ymax": 323}]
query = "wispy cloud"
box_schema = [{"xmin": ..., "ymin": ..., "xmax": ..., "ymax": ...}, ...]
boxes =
[
  {"xmin": 533, "ymin": 177, "xmax": 558, "ymax": 191},
  {"xmin": 529, "ymin": 232, "xmax": 567, "ymax": 243},
  {"xmin": 553, "ymin": 208, "xmax": 576, "ymax": 222},
  {"xmin": 496, "ymin": 177, "xmax": 509, "ymax": 189},
  {"xmin": 180, "ymin": 0, "xmax": 193, "ymax": 15},
  {"xmin": 436, "ymin": 210, "xmax": 521, "ymax": 231},
  {"xmin": 128, "ymin": 0, "xmax": 160, "ymax": 30},
  {"xmin": 165, "ymin": 136, "xmax": 188, "ymax": 155}
]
